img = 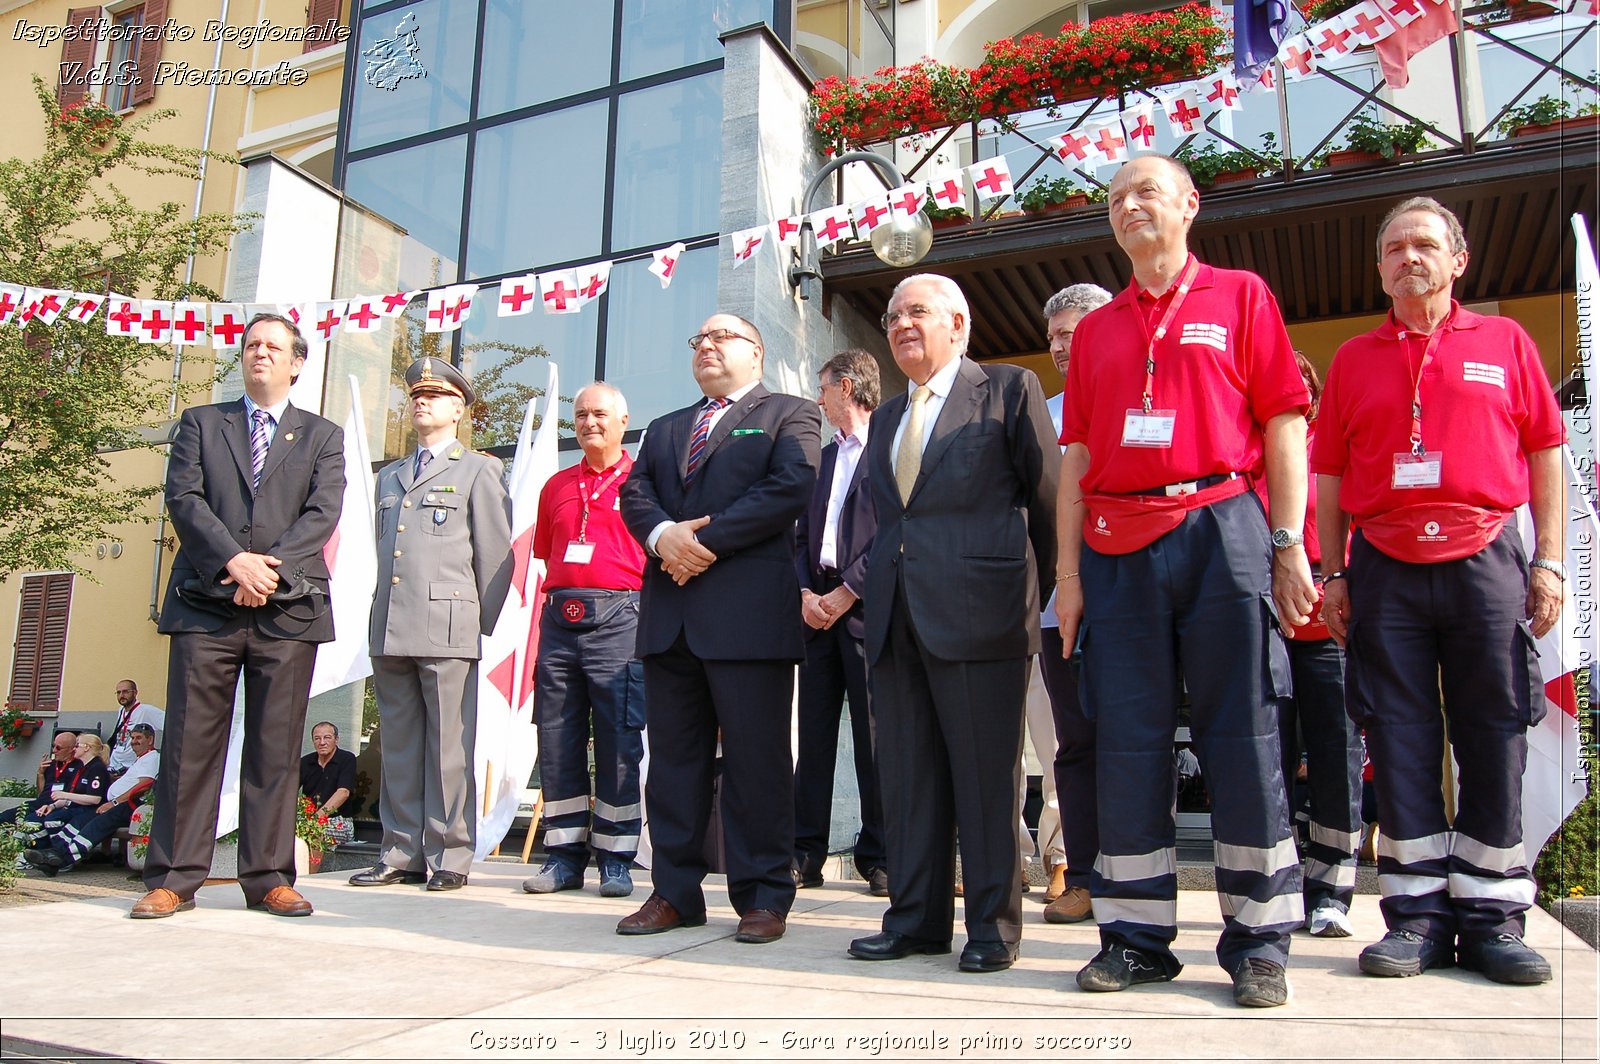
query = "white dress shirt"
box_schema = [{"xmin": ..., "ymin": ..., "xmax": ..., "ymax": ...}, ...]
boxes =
[
  {"xmin": 889, "ymin": 354, "xmax": 964, "ymax": 476},
  {"xmin": 818, "ymin": 425, "xmax": 868, "ymax": 572},
  {"xmin": 647, "ymin": 380, "xmax": 761, "ymax": 555}
]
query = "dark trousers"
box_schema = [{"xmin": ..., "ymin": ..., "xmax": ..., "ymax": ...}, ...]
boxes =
[
  {"xmin": 1080, "ymin": 491, "xmax": 1301, "ymax": 972},
  {"xmin": 1281, "ymin": 636, "xmax": 1363, "ymax": 912},
  {"xmin": 1345, "ymin": 529, "xmax": 1541, "ymax": 942},
  {"xmin": 57, "ymin": 803, "xmax": 135, "ymax": 866},
  {"xmin": 642, "ymin": 633, "xmax": 796, "ymax": 919},
  {"xmin": 145, "ymin": 619, "xmax": 316, "ymax": 904},
  {"xmin": 535, "ymin": 598, "xmax": 646, "ymax": 867},
  {"xmin": 794, "ymin": 592, "xmax": 885, "ymax": 880},
  {"xmin": 873, "ymin": 582, "xmax": 1027, "ymax": 947},
  {"xmin": 1038, "ymin": 627, "xmax": 1096, "ymax": 889}
]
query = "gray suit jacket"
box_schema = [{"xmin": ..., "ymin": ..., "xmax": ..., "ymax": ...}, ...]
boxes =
[
  {"xmin": 863, "ymin": 358, "xmax": 1058, "ymax": 664},
  {"xmin": 369, "ymin": 445, "xmax": 514, "ymax": 659}
]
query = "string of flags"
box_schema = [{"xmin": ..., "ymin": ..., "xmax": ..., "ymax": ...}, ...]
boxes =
[{"xmin": 1, "ymin": 0, "xmax": 1591, "ymax": 348}]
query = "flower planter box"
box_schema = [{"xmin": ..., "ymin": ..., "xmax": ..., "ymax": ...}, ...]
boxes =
[
  {"xmin": 1324, "ymin": 148, "xmax": 1389, "ymax": 170},
  {"xmin": 1025, "ymin": 194, "xmax": 1093, "ymax": 215},
  {"xmin": 929, "ymin": 216, "xmax": 971, "ymax": 231},
  {"xmin": 1208, "ymin": 168, "xmax": 1262, "ymax": 187},
  {"xmin": 1512, "ymin": 114, "xmax": 1600, "ymax": 138}
]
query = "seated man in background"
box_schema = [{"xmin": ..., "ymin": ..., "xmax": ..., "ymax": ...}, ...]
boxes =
[
  {"xmin": 26, "ymin": 731, "xmax": 78, "ymax": 824},
  {"xmin": 300, "ymin": 721, "xmax": 357, "ymax": 819},
  {"xmin": 25, "ymin": 724, "xmax": 159, "ymax": 877}
]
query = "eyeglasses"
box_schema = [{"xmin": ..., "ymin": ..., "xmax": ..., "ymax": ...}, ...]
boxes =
[
  {"xmin": 688, "ymin": 329, "xmax": 757, "ymax": 349},
  {"xmin": 881, "ymin": 304, "xmax": 940, "ymax": 331}
]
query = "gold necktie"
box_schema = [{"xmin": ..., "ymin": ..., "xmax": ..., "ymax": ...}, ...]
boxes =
[{"xmin": 895, "ymin": 385, "xmax": 933, "ymax": 503}]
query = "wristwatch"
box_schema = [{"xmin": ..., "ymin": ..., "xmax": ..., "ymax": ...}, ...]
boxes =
[
  {"xmin": 1530, "ymin": 557, "xmax": 1567, "ymax": 581},
  {"xmin": 1270, "ymin": 528, "xmax": 1304, "ymax": 550}
]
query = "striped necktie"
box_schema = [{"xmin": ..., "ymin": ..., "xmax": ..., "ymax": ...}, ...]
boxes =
[
  {"xmin": 250, "ymin": 409, "xmax": 272, "ymax": 490},
  {"xmin": 684, "ymin": 397, "xmax": 730, "ymax": 484}
]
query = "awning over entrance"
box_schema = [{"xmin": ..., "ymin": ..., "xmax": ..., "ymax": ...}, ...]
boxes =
[{"xmin": 820, "ymin": 134, "xmax": 1598, "ymax": 362}]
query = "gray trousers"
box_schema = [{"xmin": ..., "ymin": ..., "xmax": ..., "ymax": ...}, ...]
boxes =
[{"xmin": 372, "ymin": 655, "xmax": 479, "ymax": 875}]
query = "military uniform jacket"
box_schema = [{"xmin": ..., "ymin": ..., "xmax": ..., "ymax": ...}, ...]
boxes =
[{"xmin": 369, "ymin": 445, "xmax": 514, "ymax": 660}]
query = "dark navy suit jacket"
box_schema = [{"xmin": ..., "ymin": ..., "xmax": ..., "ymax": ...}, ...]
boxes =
[{"xmin": 794, "ymin": 435, "xmax": 876, "ymax": 642}]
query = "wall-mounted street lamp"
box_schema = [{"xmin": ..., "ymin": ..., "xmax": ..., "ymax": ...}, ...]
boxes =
[{"xmin": 789, "ymin": 150, "xmax": 933, "ymax": 301}]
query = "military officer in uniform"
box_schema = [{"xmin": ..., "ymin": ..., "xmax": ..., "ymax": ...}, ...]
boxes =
[{"xmin": 349, "ymin": 358, "xmax": 514, "ymax": 892}]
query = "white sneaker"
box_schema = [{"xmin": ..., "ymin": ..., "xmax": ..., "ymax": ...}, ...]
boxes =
[{"xmin": 1308, "ymin": 904, "xmax": 1354, "ymax": 938}]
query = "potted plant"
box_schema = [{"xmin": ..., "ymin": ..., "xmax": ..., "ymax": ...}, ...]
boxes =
[
  {"xmin": 1326, "ymin": 111, "xmax": 1434, "ymax": 167},
  {"xmin": 0, "ymin": 705, "xmax": 44, "ymax": 750},
  {"xmin": 1175, "ymin": 133, "xmax": 1283, "ymax": 186},
  {"xmin": 127, "ymin": 790, "xmax": 155, "ymax": 871},
  {"xmin": 923, "ymin": 201, "xmax": 972, "ymax": 230},
  {"xmin": 1497, "ymin": 92, "xmax": 1600, "ymax": 138},
  {"xmin": 1020, "ymin": 175, "xmax": 1091, "ymax": 214},
  {"xmin": 294, "ymin": 796, "xmax": 334, "ymax": 875}
]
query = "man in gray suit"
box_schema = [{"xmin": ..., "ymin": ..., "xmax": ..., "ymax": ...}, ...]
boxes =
[
  {"xmin": 846, "ymin": 274, "xmax": 1058, "ymax": 973},
  {"xmin": 350, "ymin": 358, "xmax": 513, "ymax": 892}
]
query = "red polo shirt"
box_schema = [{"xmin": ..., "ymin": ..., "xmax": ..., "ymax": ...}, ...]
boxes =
[
  {"xmin": 1310, "ymin": 304, "xmax": 1564, "ymax": 529},
  {"xmin": 1061, "ymin": 258, "xmax": 1308, "ymax": 493},
  {"xmin": 533, "ymin": 454, "xmax": 645, "ymax": 592}
]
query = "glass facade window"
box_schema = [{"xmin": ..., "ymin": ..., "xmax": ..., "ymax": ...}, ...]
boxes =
[
  {"xmin": 610, "ymin": 73, "xmax": 725, "ymax": 252},
  {"xmin": 468, "ymin": 102, "xmax": 610, "ymax": 278},
  {"xmin": 347, "ymin": 0, "xmax": 477, "ymax": 153},
  {"xmin": 619, "ymin": 0, "xmax": 770, "ymax": 81},
  {"xmin": 344, "ymin": 134, "xmax": 468, "ymax": 283},
  {"xmin": 477, "ymin": 1, "xmax": 615, "ymax": 118},
  {"xmin": 458, "ymin": 300, "xmax": 600, "ymax": 451},
  {"xmin": 603, "ymin": 244, "xmax": 717, "ymax": 419}
]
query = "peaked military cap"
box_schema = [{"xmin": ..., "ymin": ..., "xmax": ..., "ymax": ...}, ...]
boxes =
[{"xmin": 404, "ymin": 356, "xmax": 476, "ymax": 405}]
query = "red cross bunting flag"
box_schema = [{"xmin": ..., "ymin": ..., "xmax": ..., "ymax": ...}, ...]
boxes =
[
  {"xmin": 209, "ymin": 303, "xmax": 246, "ymax": 349},
  {"xmin": 343, "ymin": 294, "xmax": 385, "ymax": 332},
  {"xmin": 885, "ymin": 184, "xmax": 927, "ymax": 220},
  {"xmin": 276, "ymin": 302, "xmax": 314, "ymax": 330},
  {"xmin": 0, "ymin": 284, "xmax": 21, "ymax": 326},
  {"xmin": 731, "ymin": 224, "xmax": 767, "ymax": 268},
  {"xmin": 65, "ymin": 292, "xmax": 104, "ymax": 324},
  {"xmin": 171, "ymin": 301, "xmax": 209, "ymax": 347},
  {"xmin": 378, "ymin": 290, "xmax": 417, "ymax": 317},
  {"xmin": 1086, "ymin": 119, "xmax": 1130, "ymax": 165},
  {"xmin": 965, "ymin": 157, "xmax": 1014, "ymax": 201},
  {"xmin": 1203, "ymin": 70, "xmax": 1244, "ymax": 111},
  {"xmin": 1276, "ymin": 34, "xmax": 1318, "ymax": 80},
  {"xmin": 106, "ymin": 295, "xmax": 141, "ymax": 337},
  {"xmin": 1565, "ymin": 0, "xmax": 1599, "ymax": 17},
  {"xmin": 852, "ymin": 195, "xmax": 893, "ymax": 236},
  {"xmin": 311, "ymin": 300, "xmax": 348, "ymax": 344},
  {"xmin": 1161, "ymin": 88, "xmax": 1206, "ymax": 136},
  {"xmin": 497, "ymin": 274, "xmax": 539, "ymax": 317},
  {"xmin": 1379, "ymin": 0, "xmax": 1425, "ymax": 27},
  {"xmin": 927, "ymin": 171, "xmax": 966, "ymax": 209},
  {"xmin": 1309, "ymin": 13, "xmax": 1356, "ymax": 58},
  {"xmin": 16, "ymin": 288, "xmax": 42, "ymax": 326},
  {"xmin": 137, "ymin": 300, "xmax": 173, "ymax": 345},
  {"xmin": 538, "ymin": 269, "xmax": 582, "ymax": 314},
  {"xmin": 575, "ymin": 262, "xmax": 612, "ymax": 307},
  {"xmin": 774, "ymin": 216, "xmax": 804, "ymax": 245},
  {"xmin": 1121, "ymin": 100, "xmax": 1160, "ymax": 150},
  {"xmin": 28, "ymin": 289, "xmax": 71, "ymax": 327},
  {"xmin": 807, "ymin": 205, "xmax": 855, "ymax": 250},
  {"xmin": 1048, "ymin": 130, "xmax": 1094, "ymax": 164},
  {"xmin": 649, "ymin": 242, "xmax": 686, "ymax": 289},
  {"xmin": 425, "ymin": 285, "xmax": 477, "ymax": 332},
  {"xmin": 1344, "ymin": 0, "xmax": 1396, "ymax": 43}
]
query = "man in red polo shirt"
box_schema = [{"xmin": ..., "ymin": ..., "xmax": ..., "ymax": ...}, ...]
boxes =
[
  {"xmin": 522, "ymin": 382, "xmax": 648, "ymax": 900},
  {"xmin": 1313, "ymin": 196, "xmax": 1564, "ymax": 986},
  {"xmin": 1056, "ymin": 154, "xmax": 1316, "ymax": 1007}
]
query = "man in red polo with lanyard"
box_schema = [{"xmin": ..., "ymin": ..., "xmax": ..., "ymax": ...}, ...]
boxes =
[
  {"xmin": 1056, "ymin": 154, "xmax": 1317, "ymax": 1007},
  {"xmin": 1314, "ymin": 196, "xmax": 1564, "ymax": 986},
  {"xmin": 522, "ymin": 382, "xmax": 648, "ymax": 900}
]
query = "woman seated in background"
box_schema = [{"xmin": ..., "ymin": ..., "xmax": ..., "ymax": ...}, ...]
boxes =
[{"xmin": 36, "ymin": 734, "xmax": 112, "ymax": 831}]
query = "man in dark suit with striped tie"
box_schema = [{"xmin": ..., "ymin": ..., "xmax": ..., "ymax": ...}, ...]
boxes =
[{"xmin": 619, "ymin": 312, "xmax": 821, "ymax": 944}]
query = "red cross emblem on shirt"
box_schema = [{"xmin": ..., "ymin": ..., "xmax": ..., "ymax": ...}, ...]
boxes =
[
  {"xmin": 173, "ymin": 307, "xmax": 207, "ymax": 343},
  {"xmin": 211, "ymin": 312, "xmax": 244, "ymax": 345},
  {"xmin": 1349, "ymin": 9, "xmax": 1388, "ymax": 38},
  {"xmin": 314, "ymin": 307, "xmax": 342, "ymax": 340},
  {"xmin": 931, "ymin": 178, "xmax": 962, "ymax": 205},
  {"xmin": 1280, "ymin": 42, "xmax": 1314, "ymax": 77},
  {"xmin": 1094, "ymin": 126, "xmax": 1126, "ymax": 158},
  {"xmin": 973, "ymin": 166, "xmax": 1008, "ymax": 195},
  {"xmin": 1127, "ymin": 113, "xmax": 1158, "ymax": 147},
  {"xmin": 347, "ymin": 302, "xmax": 380, "ymax": 329},
  {"xmin": 109, "ymin": 302, "xmax": 142, "ymax": 334},
  {"xmin": 859, "ymin": 202, "xmax": 889, "ymax": 229},
  {"xmin": 543, "ymin": 280, "xmax": 576, "ymax": 311},
  {"xmin": 1206, "ymin": 79, "xmax": 1239, "ymax": 106},
  {"xmin": 775, "ymin": 217, "xmax": 800, "ymax": 242},
  {"xmin": 815, "ymin": 214, "xmax": 851, "ymax": 242},
  {"xmin": 892, "ymin": 190, "xmax": 922, "ymax": 215},
  {"xmin": 0, "ymin": 291, "xmax": 16, "ymax": 319},
  {"xmin": 381, "ymin": 292, "xmax": 411, "ymax": 314},
  {"xmin": 1054, "ymin": 132, "xmax": 1093, "ymax": 161},
  {"xmin": 1169, "ymin": 98, "xmax": 1203, "ymax": 131},
  {"xmin": 1315, "ymin": 24, "xmax": 1353, "ymax": 54},
  {"xmin": 500, "ymin": 283, "xmax": 534, "ymax": 313},
  {"xmin": 140, "ymin": 306, "xmax": 171, "ymax": 340}
]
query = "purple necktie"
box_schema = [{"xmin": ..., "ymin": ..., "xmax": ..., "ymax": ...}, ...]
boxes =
[
  {"xmin": 250, "ymin": 409, "xmax": 272, "ymax": 490},
  {"xmin": 684, "ymin": 397, "xmax": 729, "ymax": 483},
  {"xmin": 414, "ymin": 447, "xmax": 433, "ymax": 480}
]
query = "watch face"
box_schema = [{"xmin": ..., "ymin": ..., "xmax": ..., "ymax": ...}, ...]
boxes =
[{"xmin": 1272, "ymin": 529, "xmax": 1300, "ymax": 549}]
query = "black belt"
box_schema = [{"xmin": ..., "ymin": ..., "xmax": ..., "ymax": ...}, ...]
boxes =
[{"xmin": 1126, "ymin": 471, "xmax": 1242, "ymax": 498}]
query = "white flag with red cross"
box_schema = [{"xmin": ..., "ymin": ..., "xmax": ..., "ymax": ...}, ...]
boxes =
[
  {"xmin": 1162, "ymin": 88, "xmax": 1206, "ymax": 136},
  {"xmin": 649, "ymin": 242, "xmax": 686, "ymax": 289},
  {"xmin": 475, "ymin": 361, "xmax": 560, "ymax": 858},
  {"xmin": 1085, "ymin": 120, "xmax": 1130, "ymax": 165},
  {"xmin": 377, "ymin": 290, "xmax": 417, "ymax": 318},
  {"xmin": 1048, "ymin": 130, "xmax": 1095, "ymax": 166},
  {"xmin": 966, "ymin": 157, "xmax": 1014, "ymax": 201},
  {"xmin": 497, "ymin": 274, "xmax": 539, "ymax": 317},
  {"xmin": 806, "ymin": 206, "xmax": 855, "ymax": 250},
  {"xmin": 1308, "ymin": 14, "xmax": 1357, "ymax": 59},
  {"xmin": 0, "ymin": 284, "xmax": 23, "ymax": 326},
  {"xmin": 927, "ymin": 171, "xmax": 967, "ymax": 210},
  {"xmin": 16, "ymin": 289, "xmax": 43, "ymax": 326},
  {"xmin": 65, "ymin": 292, "xmax": 104, "ymax": 324},
  {"xmin": 1202, "ymin": 70, "xmax": 1245, "ymax": 111},
  {"xmin": 106, "ymin": 295, "xmax": 142, "ymax": 337},
  {"xmin": 137, "ymin": 300, "xmax": 173, "ymax": 345},
  {"xmin": 171, "ymin": 301, "xmax": 209, "ymax": 347},
  {"xmin": 575, "ymin": 262, "xmax": 612, "ymax": 307},
  {"xmin": 885, "ymin": 184, "xmax": 927, "ymax": 220},
  {"xmin": 1121, "ymin": 100, "xmax": 1160, "ymax": 151},
  {"xmin": 209, "ymin": 303, "xmax": 246, "ymax": 349},
  {"xmin": 1276, "ymin": 34, "xmax": 1318, "ymax": 80},
  {"xmin": 425, "ymin": 285, "xmax": 477, "ymax": 332},
  {"xmin": 1378, "ymin": 0, "xmax": 1425, "ymax": 26},
  {"xmin": 276, "ymin": 302, "xmax": 314, "ymax": 331},
  {"xmin": 538, "ymin": 269, "xmax": 582, "ymax": 314},
  {"xmin": 26, "ymin": 289, "xmax": 71, "ymax": 326},
  {"xmin": 774, "ymin": 216, "xmax": 804, "ymax": 245},
  {"xmin": 309, "ymin": 301, "xmax": 348, "ymax": 345},
  {"xmin": 309, "ymin": 374, "xmax": 379, "ymax": 700},
  {"xmin": 852, "ymin": 196, "xmax": 893, "ymax": 236},
  {"xmin": 343, "ymin": 294, "xmax": 386, "ymax": 333},
  {"xmin": 1343, "ymin": 1, "xmax": 1397, "ymax": 43},
  {"xmin": 731, "ymin": 224, "xmax": 768, "ymax": 268}
]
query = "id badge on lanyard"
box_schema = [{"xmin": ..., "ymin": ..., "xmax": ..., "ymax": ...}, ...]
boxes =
[
  {"xmin": 563, "ymin": 541, "xmax": 596, "ymax": 564},
  {"xmin": 1392, "ymin": 452, "xmax": 1442, "ymax": 489},
  {"xmin": 567, "ymin": 458, "xmax": 630, "ymax": 566},
  {"xmin": 1122, "ymin": 258, "xmax": 1198, "ymax": 452}
]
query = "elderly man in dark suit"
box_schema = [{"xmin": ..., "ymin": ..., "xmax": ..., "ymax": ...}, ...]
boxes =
[
  {"xmin": 619, "ymin": 312, "xmax": 820, "ymax": 944},
  {"xmin": 135, "ymin": 312, "xmax": 344, "ymax": 919},
  {"xmin": 847, "ymin": 274, "xmax": 1058, "ymax": 973},
  {"xmin": 793, "ymin": 349, "xmax": 887, "ymax": 897}
]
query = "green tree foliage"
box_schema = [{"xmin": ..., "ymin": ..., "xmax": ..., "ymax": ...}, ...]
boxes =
[{"xmin": 0, "ymin": 78, "xmax": 251, "ymax": 579}]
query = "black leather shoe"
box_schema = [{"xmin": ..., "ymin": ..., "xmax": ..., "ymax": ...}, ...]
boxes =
[
  {"xmin": 348, "ymin": 864, "xmax": 427, "ymax": 887},
  {"xmin": 959, "ymin": 939, "xmax": 1019, "ymax": 973},
  {"xmin": 847, "ymin": 930, "xmax": 952, "ymax": 961},
  {"xmin": 427, "ymin": 870, "xmax": 468, "ymax": 891},
  {"xmin": 866, "ymin": 868, "xmax": 890, "ymax": 897},
  {"xmin": 792, "ymin": 867, "xmax": 824, "ymax": 889}
]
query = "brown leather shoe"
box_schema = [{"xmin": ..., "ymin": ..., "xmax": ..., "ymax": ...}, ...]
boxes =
[
  {"xmin": 616, "ymin": 892, "xmax": 706, "ymax": 936},
  {"xmin": 1043, "ymin": 884, "xmax": 1093, "ymax": 924},
  {"xmin": 734, "ymin": 908, "xmax": 786, "ymax": 943},
  {"xmin": 249, "ymin": 885, "xmax": 314, "ymax": 917},
  {"xmin": 131, "ymin": 888, "xmax": 194, "ymax": 920},
  {"xmin": 1043, "ymin": 863, "xmax": 1068, "ymax": 903}
]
